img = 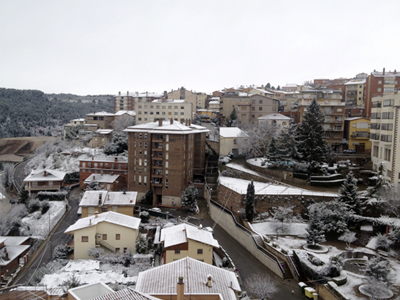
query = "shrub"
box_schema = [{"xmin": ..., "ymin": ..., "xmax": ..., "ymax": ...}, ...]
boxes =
[
  {"xmin": 37, "ymin": 191, "xmax": 67, "ymax": 201},
  {"xmin": 53, "ymin": 244, "xmax": 69, "ymax": 259},
  {"xmin": 28, "ymin": 199, "xmax": 41, "ymax": 213},
  {"xmin": 41, "ymin": 201, "xmax": 50, "ymax": 214},
  {"xmin": 375, "ymin": 233, "xmax": 390, "ymax": 251}
]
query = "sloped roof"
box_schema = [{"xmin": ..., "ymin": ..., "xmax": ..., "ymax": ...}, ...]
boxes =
[
  {"xmin": 65, "ymin": 211, "xmax": 140, "ymax": 233},
  {"xmin": 79, "ymin": 191, "xmax": 137, "ymax": 207},
  {"xmin": 136, "ymin": 257, "xmax": 240, "ymax": 300},
  {"xmin": 91, "ymin": 288, "xmax": 160, "ymax": 300},
  {"xmin": 219, "ymin": 127, "xmax": 245, "ymax": 138},
  {"xmin": 23, "ymin": 169, "xmax": 66, "ymax": 182},
  {"xmin": 114, "ymin": 110, "xmax": 136, "ymax": 116},
  {"xmin": 258, "ymin": 113, "xmax": 290, "ymax": 120},
  {"xmin": 160, "ymin": 223, "xmax": 219, "ymax": 248},
  {"xmin": 84, "ymin": 173, "xmax": 120, "ymax": 184}
]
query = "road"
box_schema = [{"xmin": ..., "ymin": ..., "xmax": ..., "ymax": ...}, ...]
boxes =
[
  {"xmin": 13, "ymin": 159, "xmax": 30, "ymax": 193},
  {"xmin": 15, "ymin": 186, "xmax": 81, "ymax": 285}
]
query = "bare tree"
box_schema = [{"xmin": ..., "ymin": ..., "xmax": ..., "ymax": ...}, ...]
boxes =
[
  {"xmin": 239, "ymin": 122, "xmax": 277, "ymax": 158},
  {"xmin": 112, "ymin": 115, "xmax": 136, "ymax": 132},
  {"xmin": 1, "ymin": 163, "xmax": 14, "ymax": 189},
  {"xmin": 245, "ymin": 273, "xmax": 277, "ymax": 300},
  {"xmin": 338, "ymin": 231, "xmax": 357, "ymax": 250}
]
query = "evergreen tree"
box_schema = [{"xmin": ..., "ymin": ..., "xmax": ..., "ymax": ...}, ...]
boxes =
[
  {"xmin": 225, "ymin": 107, "xmax": 238, "ymax": 127},
  {"xmin": 306, "ymin": 203, "xmax": 326, "ymax": 246},
  {"xmin": 297, "ymin": 98, "xmax": 328, "ymax": 171},
  {"xmin": 275, "ymin": 119, "xmax": 300, "ymax": 161},
  {"xmin": 367, "ymin": 163, "xmax": 392, "ymax": 198},
  {"xmin": 181, "ymin": 184, "xmax": 198, "ymax": 213},
  {"xmin": 135, "ymin": 234, "xmax": 148, "ymax": 254},
  {"xmin": 277, "ymin": 85, "xmax": 281, "ymax": 90},
  {"xmin": 266, "ymin": 137, "xmax": 278, "ymax": 161},
  {"xmin": 245, "ymin": 180, "xmax": 255, "ymax": 222},
  {"xmin": 336, "ymin": 171, "xmax": 362, "ymax": 215},
  {"xmin": 265, "ymin": 83, "xmax": 271, "ymax": 89},
  {"xmin": 18, "ymin": 185, "xmax": 29, "ymax": 204}
]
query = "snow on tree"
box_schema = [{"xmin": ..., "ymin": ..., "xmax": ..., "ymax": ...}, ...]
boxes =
[
  {"xmin": 266, "ymin": 136, "xmax": 278, "ymax": 162},
  {"xmin": 275, "ymin": 118, "xmax": 300, "ymax": 162},
  {"xmin": 181, "ymin": 184, "xmax": 198, "ymax": 213},
  {"xmin": 364, "ymin": 256, "xmax": 393, "ymax": 284},
  {"xmin": 336, "ymin": 171, "xmax": 362, "ymax": 215},
  {"xmin": 18, "ymin": 185, "xmax": 29, "ymax": 204},
  {"xmin": 53, "ymin": 244, "xmax": 69, "ymax": 259},
  {"xmin": 245, "ymin": 180, "xmax": 255, "ymax": 222},
  {"xmin": 103, "ymin": 131, "xmax": 128, "ymax": 155},
  {"xmin": 61, "ymin": 273, "xmax": 81, "ymax": 294},
  {"xmin": 271, "ymin": 205, "xmax": 295, "ymax": 237},
  {"xmin": 239, "ymin": 122, "xmax": 276, "ymax": 158},
  {"xmin": 338, "ymin": 231, "xmax": 357, "ymax": 250},
  {"xmin": 367, "ymin": 163, "xmax": 392, "ymax": 200},
  {"xmin": 87, "ymin": 247, "xmax": 104, "ymax": 258},
  {"xmin": 136, "ymin": 234, "xmax": 148, "ymax": 254},
  {"xmin": 306, "ymin": 203, "xmax": 326, "ymax": 246},
  {"xmin": 1, "ymin": 163, "xmax": 14, "ymax": 189},
  {"xmin": 87, "ymin": 181, "xmax": 101, "ymax": 190},
  {"xmin": 245, "ymin": 273, "xmax": 277, "ymax": 300},
  {"xmin": 225, "ymin": 107, "xmax": 238, "ymax": 127},
  {"xmin": 112, "ymin": 115, "xmax": 136, "ymax": 132},
  {"xmin": 375, "ymin": 233, "xmax": 391, "ymax": 251},
  {"xmin": 297, "ymin": 98, "xmax": 328, "ymax": 172}
]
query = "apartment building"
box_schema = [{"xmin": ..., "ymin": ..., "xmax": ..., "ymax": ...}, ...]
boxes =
[
  {"xmin": 344, "ymin": 117, "xmax": 371, "ymax": 153},
  {"xmin": 86, "ymin": 112, "xmax": 115, "ymax": 129},
  {"xmin": 219, "ymin": 92, "xmax": 250, "ymax": 120},
  {"xmin": 196, "ymin": 92, "xmax": 208, "ymax": 109},
  {"xmin": 344, "ymin": 79, "xmax": 366, "ymax": 107},
  {"xmin": 236, "ymin": 94, "xmax": 279, "ymax": 127},
  {"xmin": 168, "ymin": 87, "xmax": 197, "ymax": 109},
  {"xmin": 135, "ymin": 99, "xmax": 193, "ymax": 124},
  {"xmin": 267, "ymin": 90, "xmax": 300, "ymax": 112},
  {"xmin": 208, "ymin": 97, "xmax": 220, "ymax": 111},
  {"xmin": 365, "ymin": 68, "xmax": 400, "ymax": 118},
  {"xmin": 370, "ymin": 92, "xmax": 400, "ymax": 189},
  {"xmin": 297, "ymin": 90, "xmax": 345, "ymax": 151},
  {"xmin": 124, "ymin": 120, "xmax": 209, "ymax": 207},
  {"xmin": 79, "ymin": 156, "xmax": 128, "ymax": 187},
  {"xmin": 114, "ymin": 91, "xmax": 163, "ymax": 113}
]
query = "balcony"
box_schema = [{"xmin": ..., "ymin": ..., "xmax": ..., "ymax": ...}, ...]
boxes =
[
  {"xmin": 152, "ymin": 179, "xmax": 163, "ymax": 187},
  {"xmin": 152, "ymin": 143, "xmax": 163, "ymax": 151}
]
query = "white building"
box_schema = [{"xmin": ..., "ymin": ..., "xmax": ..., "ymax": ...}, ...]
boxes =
[
  {"xmin": 135, "ymin": 99, "xmax": 193, "ymax": 124},
  {"xmin": 258, "ymin": 113, "xmax": 291, "ymax": 131},
  {"xmin": 219, "ymin": 127, "xmax": 247, "ymax": 157}
]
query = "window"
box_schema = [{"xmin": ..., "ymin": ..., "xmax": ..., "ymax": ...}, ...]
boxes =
[
  {"xmin": 116, "ymin": 234, "xmax": 121, "ymax": 240},
  {"xmin": 116, "ymin": 248, "xmax": 120, "ymax": 252},
  {"xmin": 103, "ymin": 234, "xmax": 107, "ymax": 240},
  {"xmin": 378, "ymin": 88, "xmax": 382, "ymax": 92},
  {"xmin": 102, "ymin": 207, "xmax": 108, "ymax": 212},
  {"xmin": 234, "ymin": 139, "xmax": 237, "ymax": 144},
  {"xmin": 82, "ymin": 236, "xmax": 88, "ymax": 242},
  {"xmin": 259, "ymin": 100, "xmax": 263, "ymax": 104},
  {"xmin": 175, "ymin": 249, "xmax": 180, "ymax": 254},
  {"xmin": 197, "ymin": 249, "xmax": 203, "ymax": 254},
  {"xmin": 259, "ymin": 107, "xmax": 262, "ymax": 111}
]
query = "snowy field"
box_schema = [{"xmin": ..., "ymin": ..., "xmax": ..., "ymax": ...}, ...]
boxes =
[{"xmin": 20, "ymin": 201, "xmax": 66, "ymax": 238}]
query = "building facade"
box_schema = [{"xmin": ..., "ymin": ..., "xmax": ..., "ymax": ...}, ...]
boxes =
[
  {"xmin": 168, "ymin": 87, "xmax": 197, "ymax": 110},
  {"xmin": 370, "ymin": 92, "xmax": 400, "ymax": 189},
  {"xmin": 236, "ymin": 94, "xmax": 280, "ymax": 127},
  {"xmin": 125, "ymin": 120, "xmax": 209, "ymax": 207},
  {"xmin": 86, "ymin": 112, "xmax": 115, "ymax": 129},
  {"xmin": 344, "ymin": 117, "xmax": 371, "ymax": 153},
  {"xmin": 135, "ymin": 100, "xmax": 193, "ymax": 124},
  {"xmin": 114, "ymin": 91, "xmax": 163, "ymax": 113},
  {"xmin": 344, "ymin": 79, "xmax": 366, "ymax": 107}
]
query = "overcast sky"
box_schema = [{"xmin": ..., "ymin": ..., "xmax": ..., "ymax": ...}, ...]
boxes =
[{"xmin": 1, "ymin": 0, "xmax": 400, "ymax": 95}]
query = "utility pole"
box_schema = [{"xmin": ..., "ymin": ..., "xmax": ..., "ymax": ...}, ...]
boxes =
[{"xmin": 49, "ymin": 212, "xmax": 52, "ymax": 259}]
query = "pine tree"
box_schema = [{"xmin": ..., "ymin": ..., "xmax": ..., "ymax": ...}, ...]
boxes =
[
  {"xmin": 18, "ymin": 185, "xmax": 29, "ymax": 204},
  {"xmin": 297, "ymin": 98, "xmax": 328, "ymax": 171},
  {"xmin": 266, "ymin": 137, "xmax": 278, "ymax": 161},
  {"xmin": 275, "ymin": 119, "xmax": 300, "ymax": 161},
  {"xmin": 336, "ymin": 171, "xmax": 362, "ymax": 215},
  {"xmin": 245, "ymin": 180, "xmax": 255, "ymax": 222},
  {"xmin": 226, "ymin": 107, "xmax": 238, "ymax": 127},
  {"xmin": 306, "ymin": 203, "xmax": 326, "ymax": 246},
  {"xmin": 181, "ymin": 184, "xmax": 198, "ymax": 212},
  {"xmin": 135, "ymin": 234, "xmax": 148, "ymax": 254},
  {"xmin": 265, "ymin": 83, "xmax": 271, "ymax": 89},
  {"xmin": 367, "ymin": 163, "xmax": 392, "ymax": 198}
]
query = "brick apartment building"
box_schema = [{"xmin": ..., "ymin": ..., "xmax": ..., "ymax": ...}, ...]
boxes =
[
  {"xmin": 124, "ymin": 119, "xmax": 209, "ymax": 208},
  {"xmin": 79, "ymin": 156, "xmax": 128, "ymax": 188},
  {"xmin": 365, "ymin": 68, "xmax": 400, "ymax": 118}
]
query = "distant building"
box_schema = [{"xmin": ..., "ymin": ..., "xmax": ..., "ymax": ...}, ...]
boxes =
[
  {"xmin": 86, "ymin": 112, "xmax": 115, "ymax": 130},
  {"xmin": 344, "ymin": 117, "xmax": 371, "ymax": 153},
  {"xmin": 236, "ymin": 94, "xmax": 279, "ymax": 127},
  {"xmin": 63, "ymin": 118, "xmax": 85, "ymax": 139},
  {"xmin": 168, "ymin": 87, "xmax": 197, "ymax": 110},
  {"xmin": 83, "ymin": 173, "xmax": 125, "ymax": 191},
  {"xmin": 219, "ymin": 127, "xmax": 247, "ymax": 157},
  {"xmin": 196, "ymin": 92, "xmax": 208, "ymax": 109},
  {"xmin": 114, "ymin": 91, "xmax": 162, "ymax": 113},
  {"xmin": 124, "ymin": 120, "xmax": 209, "ymax": 207},
  {"xmin": 89, "ymin": 129, "xmax": 113, "ymax": 148},
  {"xmin": 65, "ymin": 211, "xmax": 141, "ymax": 259},
  {"xmin": 258, "ymin": 113, "xmax": 291, "ymax": 132},
  {"xmin": 0, "ymin": 237, "xmax": 31, "ymax": 282},
  {"xmin": 344, "ymin": 79, "xmax": 366, "ymax": 107},
  {"xmin": 135, "ymin": 99, "xmax": 193, "ymax": 124},
  {"xmin": 78, "ymin": 190, "xmax": 137, "ymax": 217}
]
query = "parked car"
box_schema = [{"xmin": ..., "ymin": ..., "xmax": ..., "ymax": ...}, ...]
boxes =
[
  {"xmin": 343, "ymin": 148, "xmax": 356, "ymax": 154},
  {"xmin": 9, "ymin": 199, "xmax": 16, "ymax": 204}
]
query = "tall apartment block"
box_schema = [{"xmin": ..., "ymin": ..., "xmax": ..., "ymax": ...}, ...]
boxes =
[
  {"xmin": 370, "ymin": 92, "xmax": 400, "ymax": 190},
  {"xmin": 114, "ymin": 91, "xmax": 163, "ymax": 113},
  {"xmin": 124, "ymin": 119, "xmax": 209, "ymax": 207},
  {"xmin": 365, "ymin": 68, "xmax": 400, "ymax": 118}
]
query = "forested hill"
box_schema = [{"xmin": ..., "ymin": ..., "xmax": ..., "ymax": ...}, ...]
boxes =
[{"xmin": 0, "ymin": 88, "xmax": 114, "ymax": 139}]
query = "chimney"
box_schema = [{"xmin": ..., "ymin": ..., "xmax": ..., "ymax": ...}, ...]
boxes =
[
  {"xmin": 98, "ymin": 193, "xmax": 102, "ymax": 204},
  {"xmin": 198, "ymin": 224, "xmax": 203, "ymax": 230},
  {"xmin": 170, "ymin": 118, "xmax": 173, "ymax": 125},
  {"xmin": 395, "ymin": 69, "xmax": 397, "ymax": 74},
  {"xmin": 177, "ymin": 277, "xmax": 184, "ymax": 300},
  {"xmin": 95, "ymin": 211, "xmax": 98, "ymax": 218},
  {"xmin": 93, "ymin": 175, "xmax": 96, "ymax": 180},
  {"xmin": 158, "ymin": 119, "xmax": 163, "ymax": 126},
  {"xmin": 383, "ymin": 67, "xmax": 385, "ymax": 75},
  {"xmin": 146, "ymin": 91, "xmax": 149, "ymax": 97},
  {"xmin": 188, "ymin": 119, "xmax": 191, "ymax": 126},
  {"xmin": 127, "ymin": 91, "xmax": 129, "ymax": 96},
  {"xmin": 115, "ymin": 157, "xmax": 118, "ymax": 162},
  {"xmin": 92, "ymin": 156, "xmax": 94, "ymax": 160},
  {"xmin": 4, "ymin": 248, "xmax": 9, "ymax": 261},
  {"xmin": 118, "ymin": 91, "xmax": 121, "ymax": 96},
  {"xmin": 206, "ymin": 275, "xmax": 212, "ymax": 287},
  {"xmin": 136, "ymin": 91, "xmax": 139, "ymax": 97},
  {"xmin": 164, "ymin": 91, "xmax": 167, "ymax": 98},
  {"xmin": 43, "ymin": 171, "xmax": 47, "ymax": 177}
]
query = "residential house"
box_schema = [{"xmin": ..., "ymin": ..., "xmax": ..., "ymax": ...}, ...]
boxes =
[
  {"xmin": 135, "ymin": 257, "xmax": 241, "ymax": 300},
  {"xmin": 258, "ymin": 113, "xmax": 291, "ymax": 132},
  {"xmin": 219, "ymin": 127, "xmax": 247, "ymax": 157},
  {"xmin": 159, "ymin": 223, "xmax": 219, "ymax": 264},
  {"xmin": 0, "ymin": 237, "xmax": 31, "ymax": 282},
  {"xmin": 79, "ymin": 190, "xmax": 137, "ymax": 217},
  {"xmin": 63, "ymin": 118, "xmax": 85, "ymax": 139},
  {"xmin": 124, "ymin": 120, "xmax": 209, "ymax": 207},
  {"xmin": 196, "ymin": 92, "xmax": 208, "ymax": 109},
  {"xmin": 79, "ymin": 156, "xmax": 128, "ymax": 188},
  {"xmin": 208, "ymin": 98, "xmax": 220, "ymax": 112},
  {"xmin": 370, "ymin": 91, "xmax": 400, "ymax": 189},
  {"xmin": 65, "ymin": 211, "xmax": 141, "ymax": 259},
  {"xmin": 114, "ymin": 110, "xmax": 136, "ymax": 121},
  {"xmin": 89, "ymin": 129, "xmax": 113, "ymax": 148},
  {"xmin": 344, "ymin": 117, "xmax": 371, "ymax": 153},
  {"xmin": 365, "ymin": 68, "xmax": 400, "ymax": 118},
  {"xmin": 83, "ymin": 173, "xmax": 125, "ymax": 191},
  {"xmin": 23, "ymin": 169, "xmax": 67, "ymax": 196},
  {"xmin": 86, "ymin": 112, "xmax": 115, "ymax": 129},
  {"xmin": 248, "ymin": 88, "xmax": 275, "ymax": 97},
  {"xmin": 281, "ymin": 84, "xmax": 299, "ymax": 92}
]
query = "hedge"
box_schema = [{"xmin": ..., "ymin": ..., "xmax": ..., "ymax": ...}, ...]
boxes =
[{"xmin": 37, "ymin": 191, "xmax": 68, "ymax": 201}]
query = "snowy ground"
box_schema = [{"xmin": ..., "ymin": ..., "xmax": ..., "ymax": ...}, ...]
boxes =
[
  {"xmin": 226, "ymin": 163, "xmax": 263, "ymax": 177},
  {"xmin": 20, "ymin": 201, "xmax": 66, "ymax": 238},
  {"xmin": 251, "ymin": 220, "xmax": 308, "ymax": 237}
]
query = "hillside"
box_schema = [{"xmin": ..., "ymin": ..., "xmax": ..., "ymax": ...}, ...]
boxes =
[{"xmin": 0, "ymin": 88, "xmax": 114, "ymax": 139}]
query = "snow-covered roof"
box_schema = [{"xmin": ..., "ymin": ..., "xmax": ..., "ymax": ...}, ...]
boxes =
[
  {"xmin": 209, "ymin": 97, "xmax": 220, "ymax": 100},
  {"xmin": 79, "ymin": 191, "xmax": 137, "ymax": 207},
  {"xmin": 218, "ymin": 176, "xmax": 337, "ymax": 197},
  {"xmin": 87, "ymin": 112, "xmax": 115, "ymax": 116},
  {"xmin": 209, "ymin": 101, "xmax": 220, "ymax": 105},
  {"xmin": 68, "ymin": 282, "xmax": 115, "ymax": 300},
  {"xmin": 96, "ymin": 129, "xmax": 113, "ymax": 135},
  {"xmin": 114, "ymin": 110, "xmax": 136, "ymax": 116},
  {"xmin": 71, "ymin": 118, "xmax": 85, "ymax": 122},
  {"xmin": 252, "ymin": 88, "xmax": 274, "ymax": 95},
  {"xmin": 23, "ymin": 169, "xmax": 67, "ymax": 182},
  {"xmin": 0, "ymin": 237, "xmax": 31, "ymax": 266},
  {"xmin": 65, "ymin": 211, "xmax": 141, "ymax": 233},
  {"xmin": 84, "ymin": 173, "xmax": 120, "ymax": 184},
  {"xmin": 219, "ymin": 127, "xmax": 245, "ymax": 138},
  {"xmin": 136, "ymin": 257, "xmax": 240, "ymax": 300},
  {"xmin": 151, "ymin": 99, "xmax": 186, "ymax": 104},
  {"xmin": 238, "ymin": 92, "xmax": 248, "ymax": 96},
  {"xmin": 344, "ymin": 79, "xmax": 366, "ymax": 85},
  {"xmin": 79, "ymin": 155, "xmax": 128, "ymax": 163},
  {"xmin": 91, "ymin": 288, "xmax": 160, "ymax": 300},
  {"xmin": 345, "ymin": 117, "xmax": 366, "ymax": 121},
  {"xmin": 258, "ymin": 113, "xmax": 290, "ymax": 120},
  {"xmin": 2, "ymin": 236, "xmax": 30, "ymax": 245},
  {"xmin": 124, "ymin": 120, "xmax": 209, "ymax": 135},
  {"xmin": 160, "ymin": 223, "xmax": 219, "ymax": 248}
]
